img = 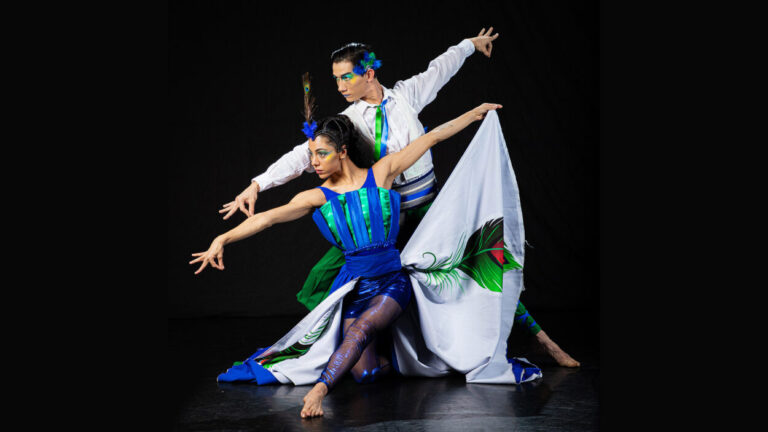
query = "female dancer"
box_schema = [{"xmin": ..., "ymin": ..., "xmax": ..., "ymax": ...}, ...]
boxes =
[{"xmin": 191, "ymin": 100, "xmax": 502, "ymax": 418}]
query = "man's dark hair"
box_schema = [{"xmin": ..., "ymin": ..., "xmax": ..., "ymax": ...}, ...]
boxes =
[{"xmin": 330, "ymin": 42, "xmax": 379, "ymax": 79}]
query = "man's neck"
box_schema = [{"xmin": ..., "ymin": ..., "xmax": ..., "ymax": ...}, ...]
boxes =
[{"xmin": 359, "ymin": 82, "xmax": 384, "ymax": 105}]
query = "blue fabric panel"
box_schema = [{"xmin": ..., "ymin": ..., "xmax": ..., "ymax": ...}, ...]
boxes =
[
  {"xmin": 387, "ymin": 190, "xmax": 401, "ymax": 242},
  {"xmin": 330, "ymin": 198, "xmax": 357, "ymax": 250},
  {"xmin": 366, "ymin": 187, "xmax": 386, "ymax": 243},
  {"xmin": 344, "ymin": 247, "xmax": 402, "ymax": 277},
  {"xmin": 328, "ymin": 265, "xmax": 357, "ymax": 295},
  {"xmin": 318, "ymin": 186, "xmax": 339, "ymax": 201},
  {"xmin": 507, "ymin": 357, "xmax": 542, "ymax": 383},
  {"xmin": 249, "ymin": 359, "xmax": 279, "ymax": 385},
  {"xmin": 217, "ymin": 355, "xmax": 279, "ymax": 385},
  {"xmin": 362, "ymin": 168, "xmax": 377, "ymax": 189},
  {"xmin": 345, "ymin": 191, "xmax": 371, "ymax": 247},
  {"xmin": 312, "ymin": 209, "xmax": 339, "ymax": 247}
]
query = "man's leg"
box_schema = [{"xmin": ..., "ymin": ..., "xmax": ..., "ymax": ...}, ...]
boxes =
[
  {"xmin": 515, "ymin": 301, "xmax": 580, "ymax": 367},
  {"xmin": 296, "ymin": 247, "xmax": 345, "ymax": 311}
]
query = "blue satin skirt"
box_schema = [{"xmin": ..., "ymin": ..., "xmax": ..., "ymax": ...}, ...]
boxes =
[{"xmin": 342, "ymin": 269, "xmax": 412, "ymax": 319}]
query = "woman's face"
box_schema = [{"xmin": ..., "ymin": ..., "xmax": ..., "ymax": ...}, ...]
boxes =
[{"xmin": 308, "ymin": 136, "xmax": 345, "ymax": 179}]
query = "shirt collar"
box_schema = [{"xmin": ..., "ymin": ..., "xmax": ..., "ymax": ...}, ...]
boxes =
[{"xmin": 353, "ymin": 85, "xmax": 393, "ymax": 113}]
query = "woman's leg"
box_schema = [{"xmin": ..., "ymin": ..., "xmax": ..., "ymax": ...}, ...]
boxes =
[
  {"xmin": 340, "ymin": 318, "xmax": 382, "ymax": 383},
  {"xmin": 300, "ymin": 295, "xmax": 405, "ymax": 418}
]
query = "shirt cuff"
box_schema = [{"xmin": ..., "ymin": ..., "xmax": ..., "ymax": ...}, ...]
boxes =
[
  {"xmin": 458, "ymin": 39, "xmax": 476, "ymax": 57},
  {"xmin": 251, "ymin": 174, "xmax": 269, "ymax": 192}
]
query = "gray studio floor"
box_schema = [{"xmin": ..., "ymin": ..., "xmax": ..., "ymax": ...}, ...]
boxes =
[{"xmin": 169, "ymin": 310, "xmax": 599, "ymax": 431}]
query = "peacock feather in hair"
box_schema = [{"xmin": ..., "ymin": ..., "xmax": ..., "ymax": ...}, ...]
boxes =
[
  {"xmin": 411, "ymin": 217, "xmax": 522, "ymax": 295},
  {"xmin": 301, "ymin": 72, "xmax": 318, "ymax": 140},
  {"xmin": 353, "ymin": 51, "xmax": 382, "ymax": 76}
]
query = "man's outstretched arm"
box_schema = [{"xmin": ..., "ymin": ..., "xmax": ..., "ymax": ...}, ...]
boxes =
[
  {"xmin": 220, "ymin": 140, "xmax": 312, "ymax": 219},
  {"xmin": 394, "ymin": 27, "xmax": 500, "ymax": 114}
]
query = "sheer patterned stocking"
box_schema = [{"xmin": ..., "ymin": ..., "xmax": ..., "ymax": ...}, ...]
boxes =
[{"xmin": 318, "ymin": 295, "xmax": 403, "ymax": 390}]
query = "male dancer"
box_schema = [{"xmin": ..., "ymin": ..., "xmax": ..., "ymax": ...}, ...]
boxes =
[{"xmin": 220, "ymin": 28, "xmax": 579, "ymax": 367}]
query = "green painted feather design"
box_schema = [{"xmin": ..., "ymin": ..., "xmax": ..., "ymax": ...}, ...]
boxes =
[
  {"xmin": 253, "ymin": 309, "xmax": 333, "ymax": 368},
  {"xmin": 412, "ymin": 217, "xmax": 521, "ymax": 294}
]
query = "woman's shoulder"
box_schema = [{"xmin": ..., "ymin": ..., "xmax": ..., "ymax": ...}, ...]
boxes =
[{"xmin": 292, "ymin": 188, "xmax": 328, "ymax": 208}]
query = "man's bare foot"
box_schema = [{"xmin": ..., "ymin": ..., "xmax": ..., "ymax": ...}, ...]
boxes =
[
  {"xmin": 301, "ymin": 382, "xmax": 328, "ymax": 418},
  {"xmin": 535, "ymin": 330, "xmax": 581, "ymax": 367}
]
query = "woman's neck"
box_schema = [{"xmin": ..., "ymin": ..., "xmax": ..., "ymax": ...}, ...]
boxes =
[{"xmin": 326, "ymin": 160, "xmax": 367, "ymax": 191}]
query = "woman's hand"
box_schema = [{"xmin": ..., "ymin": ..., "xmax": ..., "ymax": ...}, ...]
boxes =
[
  {"xmin": 471, "ymin": 103, "xmax": 503, "ymax": 121},
  {"xmin": 190, "ymin": 236, "xmax": 227, "ymax": 274}
]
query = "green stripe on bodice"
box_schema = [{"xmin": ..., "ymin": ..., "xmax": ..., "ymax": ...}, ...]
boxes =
[{"xmin": 318, "ymin": 187, "xmax": 393, "ymax": 248}]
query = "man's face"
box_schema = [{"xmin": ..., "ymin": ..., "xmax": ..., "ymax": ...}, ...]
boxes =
[{"xmin": 332, "ymin": 61, "xmax": 369, "ymax": 102}]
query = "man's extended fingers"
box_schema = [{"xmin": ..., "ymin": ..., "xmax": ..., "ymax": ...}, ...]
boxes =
[
  {"xmin": 478, "ymin": 27, "xmax": 485, "ymax": 36},
  {"xmin": 223, "ymin": 205, "xmax": 238, "ymax": 220},
  {"xmin": 195, "ymin": 259, "xmax": 210, "ymax": 274},
  {"xmin": 486, "ymin": 26, "xmax": 494, "ymax": 36},
  {"xmin": 238, "ymin": 200, "xmax": 249, "ymax": 217}
]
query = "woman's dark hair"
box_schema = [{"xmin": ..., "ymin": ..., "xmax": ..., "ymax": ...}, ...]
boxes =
[
  {"xmin": 330, "ymin": 42, "xmax": 379, "ymax": 79},
  {"xmin": 315, "ymin": 115, "xmax": 375, "ymax": 168}
]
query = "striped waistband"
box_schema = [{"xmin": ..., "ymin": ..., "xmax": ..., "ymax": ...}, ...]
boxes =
[{"xmin": 393, "ymin": 169, "xmax": 437, "ymax": 210}]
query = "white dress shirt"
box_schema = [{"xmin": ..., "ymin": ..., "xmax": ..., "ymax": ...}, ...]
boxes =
[{"xmin": 252, "ymin": 39, "xmax": 475, "ymax": 191}]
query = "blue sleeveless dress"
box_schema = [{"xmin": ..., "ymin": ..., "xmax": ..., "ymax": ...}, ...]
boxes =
[{"xmin": 312, "ymin": 168, "xmax": 412, "ymax": 319}]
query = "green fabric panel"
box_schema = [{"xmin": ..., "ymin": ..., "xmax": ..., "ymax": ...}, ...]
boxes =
[
  {"xmin": 318, "ymin": 202, "xmax": 341, "ymax": 245},
  {"xmin": 296, "ymin": 246, "xmax": 346, "ymax": 311},
  {"xmin": 336, "ymin": 194, "xmax": 357, "ymax": 247},
  {"xmin": 378, "ymin": 188, "xmax": 392, "ymax": 238},
  {"xmin": 405, "ymin": 201, "xmax": 433, "ymax": 221},
  {"xmin": 358, "ymin": 188, "xmax": 373, "ymax": 242}
]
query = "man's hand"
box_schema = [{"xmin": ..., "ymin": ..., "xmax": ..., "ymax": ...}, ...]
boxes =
[
  {"xmin": 469, "ymin": 27, "xmax": 499, "ymax": 58},
  {"xmin": 220, "ymin": 181, "xmax": 260, "ymax": 220}
]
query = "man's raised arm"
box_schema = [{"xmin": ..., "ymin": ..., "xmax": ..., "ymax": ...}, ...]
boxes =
[
  {"xmin": 220, "ymin": 140, "xmax": 313, "ymax": 220},
  {"xmin": 393, "ymin": 27, "xmax": 499, "ymax": 114}
]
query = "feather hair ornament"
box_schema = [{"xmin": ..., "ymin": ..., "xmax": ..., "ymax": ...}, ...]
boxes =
[
  {"xmin": 301, "ymin": 72, "xmax": 318, "ymax": 140},
  {"xmin": 353, "ymin": 51, "xmax": 382, "ymax": 76}
]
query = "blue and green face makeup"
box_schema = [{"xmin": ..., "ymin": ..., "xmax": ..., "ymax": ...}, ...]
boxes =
[
  {"xmin": 308, "ymin": 146, "xmax": 336, "ymax": 163},
  {"xmin": 334, "ymin": 72, "xmax": 357, "ymax": 83}
]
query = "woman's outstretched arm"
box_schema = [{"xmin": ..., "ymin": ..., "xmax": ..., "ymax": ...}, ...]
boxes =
[
  {"xmin": 373, "ymin": 103, "xmax": 502, "ymax": 188},
  {"xmin": 190, "ymin": 188, "xmax": 326, "ymax": 274}
]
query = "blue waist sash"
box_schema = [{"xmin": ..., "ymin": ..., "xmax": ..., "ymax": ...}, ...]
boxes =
[{"xmin": 344, "ymin": 246, "xmax": 402, "ymax": 277}]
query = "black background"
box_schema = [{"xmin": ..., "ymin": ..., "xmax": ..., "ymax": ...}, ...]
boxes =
[{"xmin": 168, "ymin": 0, "xmax": 598, "ymax": 320}]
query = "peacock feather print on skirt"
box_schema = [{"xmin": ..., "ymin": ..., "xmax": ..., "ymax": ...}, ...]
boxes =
[
  {"xmin": 235, "ymin": 309, "xmax": 333, "ymax": 368},
  {"xmin": 412, "ymin": 217, "xmax": 521, "ymax": 294}
]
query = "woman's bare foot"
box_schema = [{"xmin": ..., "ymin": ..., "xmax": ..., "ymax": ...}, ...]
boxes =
[
  {"xmin": 301, "ymin": 382, "xmax": 328, "ymax": 418},
  {"xmin": 535, "ymin": 330, "xmax": 581, "ymax": 367}
]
